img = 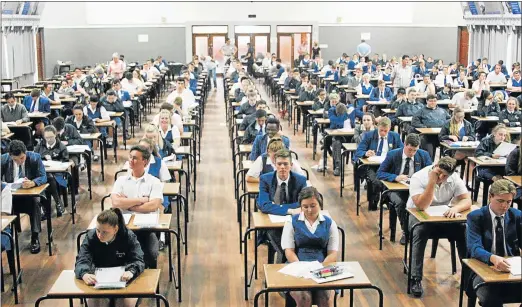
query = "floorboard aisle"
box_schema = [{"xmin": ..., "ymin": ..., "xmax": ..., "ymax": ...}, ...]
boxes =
[{"xmin": 3, "ymin": 79, "xmax": 515, "ymax": 307}]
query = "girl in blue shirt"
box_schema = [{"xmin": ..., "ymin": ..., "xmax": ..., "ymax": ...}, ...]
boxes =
[{"xmin": 356, "ymin": 73, "xmax": 374, "ymax": 110}]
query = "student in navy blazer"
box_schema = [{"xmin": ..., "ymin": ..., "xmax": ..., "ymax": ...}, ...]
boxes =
[
  {"xmin": 257, "ymin": 150, "xmax": 307, "ymax": 263},
  {"xmin": 466, "ymin": 180, "xmax": 521, "ymax": 306},
  {"xmin": 369, "ymin": 80, "xmax": 393, "ymax": 106},
  {"xmin": 23, "ymin": 89, "xmax": 51, "ymax": 136},
  {"xmin": 377, "ymin": 134, "xmax": 432, "ymax": 243},
  {"xmin": 249, "ymin": 117, "xmax": 290, "ymax": 161},
  {"xmin": 354, "ymin": 118, "xmax": 403, "ymax": 210}
]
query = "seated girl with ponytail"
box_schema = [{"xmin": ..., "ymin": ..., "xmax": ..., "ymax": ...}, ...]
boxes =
[{"xmin": 75, "ymin": 208, "xmax": 145, "ymax": 307}]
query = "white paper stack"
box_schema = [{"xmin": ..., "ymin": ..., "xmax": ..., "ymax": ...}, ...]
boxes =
[
  {"xmin": 493, "ymin": 142, "xmax": 517, "ymax": 157},
  {"xmin": 123, "ymin": 214, "xmax": 132, "ymax": 225},
  {"xmin": 278, "ymin": 261, "xmax": 323, "ymax": 278},
  {"xmin": 507, "ymin": 257, "xmax": 521, "ymax": 276},
  {"xmin": 268, "ymin": 214, "xmax": 292, "ymax": 223},
  {"xmin": 42, "ymin": 160, "xmax": 69, "ymax": 168},
  {"xmin": 67, "ymin": 145, "xmax": 91, "ymax": 153},
  {"xmin": 94, "ymin": 266, "xmax": 126, "ymax": 289},
  {"xmin": 132, "ymin": 213, "xmax": 159, "ymax": 228},
  {"xmin": 368, "ymin": 156, "xmax": 386, "ymax": 163},
  {"xmin": 424, "ymin": 205, "xmax": 461, "ymax": 217}
]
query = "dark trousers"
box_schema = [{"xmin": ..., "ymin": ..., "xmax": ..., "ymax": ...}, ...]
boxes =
[
  {"xmin": 357, "ymin": 166, "xmax": 382, "ymax": 206},
  {"xmin": 47, "ymin": 175, "xmax": 63, "ymax": 209},
  {"xmin": 247, "ymin": 61, "xmax": 254, "ymax": 76},
  {"xmin": 477, "ymin": 167, "xmax": 504, "ymax": 181},
  {"xmin": 388, "ymin": 191, "xmax": 408, "ymax": 231},
  {"xmin": 136, "ymin": 232, "xmax": 159, "ymax": 269},
  {"xmin": 13, "ymin": 196, "xmax": 42, "ymax": 236},
  {"xmin": 325, "ymin": 136, "xmax": 349, "ymax": 167},
  {"xmin": 266, "ymin": 229, "xmax": 285, "ymax": 264},
  {"xmin": 420, "ymin": 134, "xmax": 440, "ymax": 160},
  {"xmin": 472, "ymin": 274, "xmax": 522, "ymax": 307},
  {"xmin": 408, "ymin": 216, "xmax": 466, "ymax": 278}
]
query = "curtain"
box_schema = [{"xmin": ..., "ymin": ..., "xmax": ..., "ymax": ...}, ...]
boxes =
[
  {"xmin": 2, "ymin": 29, "xmax": 36, "ymax": 79},
  {"xmin": 512, "ymin": 27, "xmax": 522, "ymax": 64},
  {"xmin": 468, "ymin": 25, "xmax": 512, "ymax": 64}
]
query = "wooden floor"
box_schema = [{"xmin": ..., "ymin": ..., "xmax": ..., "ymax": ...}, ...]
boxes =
[{"xmin": 2, "ymin": 79, "xmax": 511, "ymax": 307}]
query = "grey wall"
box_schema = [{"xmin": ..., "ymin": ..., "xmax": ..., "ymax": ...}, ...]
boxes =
[
  {"xmin": 43, "ymin": 27, "xmax": 186, "ymax": 78},
  {"xmin": 319, "ymin": 26, "xmax": 458, "ymax": 64}
]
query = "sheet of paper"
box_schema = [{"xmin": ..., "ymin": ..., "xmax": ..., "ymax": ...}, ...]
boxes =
[
  {"xmin": 1, "ymin": 186, "xmax": 12, "ymax": 213},
  {"xmin": 343, "ymin": 119, "xmax": 352, "ymax": 129},
  {"xmin": 66, "ymin": 145, "xmax": 91, "ymax": 153},
  {"xmin": 493, "ymin": 142, "xmax": 517, "ymax": 157},
  {"xmin": 4, "ymin": 122, "xmax": 16, "ymax": 126},
  {"xmin": 311, "ymin": 264, "xmax": 355, "ymax": 284},
  {"xmin": 1, "ymin": 219, "xmax": 8, "ymax": 226},
  {"xmin": 94, "ymin": 266, "xmax": 126, "ymax": 289},
  {"xmin": 278, "ymin": 261, "xmax": 323, "ymax": 278},
  {"xmin": 507, "ymin": 256, "xmax": 521, "ymax": 276},
  {"xmin": 268, "ymin": 214, "xmax": 292, "ymax": 223},
  {"xmin": 132, "ymin": 213, "xmax": 159, "ymax": 227},
  {"xmin": 368, "ymin": 156, "xmax": 385, "ymax": 163},
  {"xmin": 123, "ymin": 214, "xmax": 132, "ymax": 225},
  {"xmin": 424, "ymin": 205, "xmax": 451, "ymax": 217},
  {"xmin": 80, "ymin": 134, "xmax": 91, "ymax": 138},
  {"xmin": 42, "ymin": 160, "xmax": 69, "ymax": 168},
  {"xmin": 106, "ymin": 111, "xmax": 116, "ymax": 116}
]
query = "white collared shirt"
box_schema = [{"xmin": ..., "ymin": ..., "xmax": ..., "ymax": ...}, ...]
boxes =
[
  {"xmin": 47, "ymin": 141, "xmax": 56, "ymax": 150},
  {"xmin": 281, "ymin": 212, "xmax": 339, "ymax": 251},
  {"xmin": 111, "ymin": 172, "xmax": 164, "ymax": 214},
  {"xmin": 407, "ymin": 166, "xmax": 469, "ymax": 208},
  {"xmin": 31, "ymin": 98, "xmax": 40, "ymax": 112},
  {"xmin": 400, "ymin": 152, "xmax": 415, "ymax": 177},
  {"xmin": 486, "ymin": 71, "xmax": 507, "ymax": 83},
  {"xmin": 83, "ymin": 105, "xmax": 110, "ymax": 121},
  {"xmin": 247, "ymin": 155, "xmax": 306, "ymax": 179},
  {"xmin": 12, "ymin": 160, "xmax": 25, "ymax": 182},
  {"xmin": 488, "ymin": 206, "xmax": 507, "ymax": 256}
]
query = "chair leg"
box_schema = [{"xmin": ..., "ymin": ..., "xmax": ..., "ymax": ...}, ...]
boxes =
[
  {"xmin": 389, "ymin": 205, "xmax": 397, "ymax": 242},
  {"xmin": 1, "ymin": 263, "xmax": 4, "ymax": 292},
  {"xmin": 431, "ymin": 239, "xmax": 439, "ymax": 258},
  {"xmin": 450, "ymin": 240, "xmax": 457, "ymax": 274},
  {"xmin": 466, "ymin": 295, "xmax": 477, "ymax": 307}
]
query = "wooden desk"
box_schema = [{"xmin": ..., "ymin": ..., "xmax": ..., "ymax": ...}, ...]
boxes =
[
  {"xmin": 95, "ymin": 120, "xmax": 117, "ymax": 162},
  {"xmin": 34, "ymin": 269, "xmax": 171, "ymax": 305},
  {"xmin": 382, "ymin": 108, "xmax": 396, "ymax": 114},
  {"xmin": 378, "ymin": 181, "xmax": 409, "ymax": 249},
  {"xmin": 503, "ymin": 175, "xmax": 521, "ymax": 186},
  {"xmin": 163, "ymin": 182, "xmax": 189, "ymax": 256},
  {"xmin": 415, "ymin": 127, "xmax": 442, "ymax": 134},
  {"xmin": 44, "ymin": 161, "xmax": 78, "ymax": 223},
  {"xmin": 253, "ymin": 262, "xmax": 383, "ymax": 307},
  {"xmin": 351, "ymin": 158, "xmax": 383, "ymax": 215},
  {"xmin": 1, "ymin": 132, "xmax": 14, "ymax": 140},
  {"xmin": 174, "ymin": 146, "xmax": 196, "ymax": 199},
  {"xmin": 28, "ymin": 112, "xmax": 50, "ymax": 119},
  {"xmin": 404, "ymin": 205, "xmax": 479, "ymax": 294},
  {"xmin": 12, "ymin": 184, "xmax": 54, "ymax": 256},
  {"xmin": 321, "ymin": 129, "xmax": 355, "ymax": 176},
  {"xmin": 471, "ymin": 116, "xmax": 499, "ymax": 122},
  {"xmin": 80, "ymin": 133, "xmax": 105, "ymax": 181}
]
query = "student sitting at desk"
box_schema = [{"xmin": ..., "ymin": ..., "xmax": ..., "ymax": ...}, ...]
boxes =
[
  {"xmin": 337, "ymin": 66, "xmax": 350, "ymax": 86},
  {"xmin": 237, "ymin": 91, "xmax": 258, "ymax": 118},
  {"xmin": 1, "ymin": 92, "xmax": 29, "ymax": 124},
  {"xmin": 122, "ymin": 71, "xmax": 145, "ymax": 97},
  {"xmin": 281, "ymin": 186, "xmax": 339, "ymax": 307},
  {"xmin": 472, "ymin": 72, "xmax": 490, "ymax": 97},
  {"xmin": 499, "ymin": 97, "xmax": 521, "ymax": 128},
  {"xmin": 298, "ymin": 79, "xmax": 317, "ymax": 102},
  {"xmin": 144, "ymin": 124, "xmax": 175, "ymax": 160},
  {"xmin": 41, "ymin": 82, "xmax": 61, "ymax": 106},
  {"xmin": 152, "ymin": 102, "xmax": 183, "ymax": 135},
  {"xmin": 234, "ymin": 77, "xmax": 252, "ymax": 102},
  {"xmin": 324, "ymin": 64, "xmax": 339, "ymax": 83},
  {"xmin": 435, "ymin": 67, "xmax": 453, "ymax": 88},
  {"xmin": 311, "ymin": 55, "xmax": 322, "ymax": 73},
  {"xmin": 415, "ymin": 60, "xmax": 428, "ymax": 77},
  {"xmin": 354, "ymin": 118, "xmax": 403, "ymax": 210},
  {"xmin": 58, "ymin": 79, "xmax": 75, "ymax": 97},
  {"xmin": 396, "ymin": 88, "xmax": 423, "ymax": 133},
  {"xmin": 369, "ymin": 79, "xmax": 393, "ymax": 102},
  {"xmin": 157, "ymin": 110, "xmax": 181, "ymax": 150},
  {"xmin": 438, "ymin": 107, "xmax": 476, "ymax": 161},
  {"xmin": 66, "ymin": 104, "xmax": 98, "ymax": 160},
  {"xmin": 353, "ymin": 113, "xmax": 376, "ymax": 144},
  {"xmin": 239, "ymin": 100, "xmax": 268, "ymax": 131},
  {"xmin": 475, "ymin": 124, "xmax": 511, "ymax": 182},
  {"xmin": 347, "ymin": 54, "xmax": 359, "ymax": 70},
  {"xmin": 411, "ymin": 94, "xmax": 450, "ymax": 158},
  {"xmin": 250, "ymin": 117, "xmax": 290, "ymax": 161},
  {"xmin": 486, "ymin": 64, "xmax": 507, "ymax": 84},
  {"xmin": 111, "ymin": 145, "xmax": 163, "ymax": 269},
  {"xmin": 506, "ymin": 69, "xmax": 521, "ymax": 97},
  {"xmin": 167, "ymin": 77, "xmax": 197, "ymax": 118},
  {"xmin": 23, "ymin": 89, "xmax": 51, "ymax": 136},
  {"xmin": 300, "ymin": 53, "xmax": 311, "ymax": 68},
  {"xmin": 53, "ymin": 116, "xmax": 83, "ymax": 191},
  {"xmin": 428, "ymin": 66, "xmax": 438, "ymax": 81},
  {"xmin": 75, "ymin": 208, "xmax": 145, "ymax": 307},
  {"xmin": 356, "ymin": 73, "xmax": 373, "ymax": 110},
  {"xmin": 379, "ymin": 66, "xmax": 392, "ymax": 82},
  {"xmin": 312, "ymin": 89, "xmax": 329, "ymax": 111},
  {"xmin": 363, "ymin": 60, "xmax": 376, "ymax": 75},
  {"xmin": 465, "ymin": 180, "xmax": 521, "ymax": 307},
  {"xmin": 34, "ymin": 125, "xmax": 69, "ymax": 217},
  {"xmin": 258, "ymin": 149, "xmax": 308, "ymax": 263},
  {"xmin": 243, "ymin": 110, "xmax": 267, "ymax": 145},
  {"xmin": 436, "ymin": 83, "xmax": 453, "ymax": 100},
  {"xmin": 451, "ymin": 89, "xmax": 477, "ymax": 110},
  {"xmin": 453, "ymin": 71, "xmax": 469, "ymax": 89},
  {"xmin": 246, "ymin": 138, "xmax": 305, "ymax": 183},
  {"xmin": 505, "ymin": 143, "xmax": 521, "ymax": 200},
  {"xmin": 1, "ymin": 140, "xmax": 47, "ymax": 254},
  {"xmin": 84, "ymin": 96, "xmax": 111, "ymax": 147},
  {"xmin": 475, "ymin": 90, "xmax": 501, "ymax": 139},
  {"xmin": 376, "ymin": 133, "xmax": 432, "ymax": 245},
  {"xmin": 416, "ymin": 75, "xmax": 436, "ymax": 97},
  {"xmin": 407, "ymin": 157, "xmax": 471, "ymax": 297},
  {"xmin": 101, "ymin": 90, "xmax": 125, "ymax": 134}
]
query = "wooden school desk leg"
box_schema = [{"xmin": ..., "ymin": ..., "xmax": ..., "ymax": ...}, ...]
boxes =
[
  {"xmin": 113, "ymin": 126, "xmax": 117, "ymax": 163},
  {"xmin": 355, "ymin": 164, "xmax": 361, "ymax": 216},
  {"xmin": 238, "ymin": 193, "xmax": 247, "ymax": 254},
  {"xmin": 243, "ymin": 228, "xmax": 256, "ymax": 300},
  {"xmin": 323, "ymin": 135, "xmax": 331, "ymax": 176},
  {"xmin": 65, "ymin": 171, "xmax": 76, "ymax": 224},
  {"xmin": 42, "ymin": 192, "xmax": 54, "ymax": 256},
  {"xmin": 340, "ymin": 151, "xmax": 345, "ymax": 197},
  {"xmin": 177, "ymin": 195, "xmax": 189, "ymax": 256},
  {"xmin": 312, "ymin": 122, "xmax": 318, "ymax": 160},
  {"xmin": 13, "ymin": 222, "xmax": 22, "ymax": 284},
  {"xmin": 368, "ymin": 285, "xmax": 385, "ymax": 307},
  {"xmin": 83, "ymin": 152, "xmax": 93, "ymax": 200},
  {"xmin": 379, "ymin": 191, "xmax": 385, "ymax": 250},
  {"xmin": 403, "ymin": 214, "xmax": 410, "ymax": 275},
  {"xmin": 253, "ymin": 288, "xmax": 270, "ymax": 307},
  {"xmin": 97, "ymin": 139, "xmax": 105, "ymax": 182},
  {"xmin": 122, "ymin": 115, "xmax": 127, "ymax": 150}
]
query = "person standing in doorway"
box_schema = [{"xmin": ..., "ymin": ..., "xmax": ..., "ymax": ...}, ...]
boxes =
[{"xmin": 245, "ymin": 43, "xmax": 255, "ymax": 76}]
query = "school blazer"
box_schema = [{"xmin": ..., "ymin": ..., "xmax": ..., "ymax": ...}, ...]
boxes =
[
  {"xmin": 34, "ymin": 140, "xmax": 69, "ymax": 163},
  {"xmin": 1, "ymin": 151, "xmax": 47, "ymax": 186},
  {"xmin": 257, "ymin": 171, "xmax": 307, "ymax": 215},
  {"xmin": 249, "ymin": 134, "xmax": 290, "ymax": 161},
  {"xmin": 369, "ymin": 87, "xmax": 393, "ymax": 102},
  {"xmin": 467, "ymin": 206, "xmax": 521, "ymax": 265},
  {"xmin": 376, "ymin": 148, "xmax": 433, "ymax": 182},
  {"xmin": 58, "ymin": 124, "xmax": 84, "ymax": 146},
  {"xmin": 438, "ymin": 119, "xmax": 476, "ymax": 142},
  {"xmin": 22, "ymin": 96, "xmax": 51, "ymax": 113},
  {"xmin": 353, "ymin": 130, "xmax": 403, "ymax": 162}
]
